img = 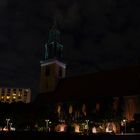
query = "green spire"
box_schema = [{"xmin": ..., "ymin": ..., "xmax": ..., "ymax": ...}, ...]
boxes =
[
  {"xmin": 48, "ymin": 18, "xmax": 60, "ymax": 43},
  {"xmin": 44, "ymin": 18, "xmax": 64, "ymax": 61}
]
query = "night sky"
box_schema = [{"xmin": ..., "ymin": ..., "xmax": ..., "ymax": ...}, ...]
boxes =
[{"xmin": 0, "ymin": 0, "xmax": 140, "ymax": 100}]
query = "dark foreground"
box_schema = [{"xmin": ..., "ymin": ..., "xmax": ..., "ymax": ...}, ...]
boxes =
[{"xmin": 0, "ymin": 132, "xmax": 140, "ymax": 140}]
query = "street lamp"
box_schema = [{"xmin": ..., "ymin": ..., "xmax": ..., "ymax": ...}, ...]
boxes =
[
  {"xmin": 45, "ymin": 119, "xmax": 49, "ymax": 132},
  {"xmin": 123, "ymin": 119, "xmax": 127, "ymax": 134},
  {"xmin": 85, "ymin": 120, "xmax": 89, "ymax": 134},
  {"xmin": 6, "ymin": 118, "xmax": 10, "ymax": 131},
  {"xmin": 9, "ymin": 123, "xmax": 12, "ymax": 131}
]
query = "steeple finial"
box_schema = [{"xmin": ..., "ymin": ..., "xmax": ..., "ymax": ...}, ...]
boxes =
[{"xmin": 48, "ymin": 17, "xmax": 60, "ymax": 43}]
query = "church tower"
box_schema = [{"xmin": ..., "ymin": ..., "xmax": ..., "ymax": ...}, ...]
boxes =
[{"xmin": 40, "ymin": 21, "xmax": 66, "ymax": 93}]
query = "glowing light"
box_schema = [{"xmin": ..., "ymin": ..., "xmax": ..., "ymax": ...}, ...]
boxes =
[
  {"xmin": 123, "ymin": 119, "xmax": 126, "ymax": 122},
  {"xmin": 92, "ymin": 127, "xmax": 97, "ymax": 134},
  {"xmin": 45, "ymin": 119, "xmax": 49, "ymax": 131},
  {"xmin": 25, "ymin": 89, "xmax": 29, "ymax": 92},
  {"xmin": 18, "ymin": 93, "xmax": 21, "ymax": 97},
  {"xmin": 6, "ymin": 118, "xmax": 10, "ymax": 131},
  {"xmin": 12, "ymin": 93, "xmax": 16, "ymax": 96},
  {"xmin": 55, "ymin": 123, "xmax": 67, "ymax": 132},
  {"xmin": 73, "ymin": 124, "xmax": 80, "ymax": 133},
  {"xmin": 85, "ymin": 120, "xmax": 89, "ymax": 130},
  {"xmin": 3, "ymin": 127, "xmax": 8, "ymax": 131},
  {"xmin": 59, "ymin": 124, "xmax": 66, "ymax": 132},
  {"xmin": 10, "ymin": 127, "xmax": 16, "ymax": 131},
  {"xmin": 122, "ymin": 119, "xmax": 127, "ymax": 133},
  {"xmin": 9, "ymin": 123, "xmax": 15, "ymax": 131},
  {"xmin": 6, "ymin": 96, "xmax": 10, "ymax": 99},
  {"xmin": 13, "ymin": 96, "xmax": 16, "ymax": 99},
  {"xmin": 106, "ymin": 122, "xmax": 116, "ymax": 133}
]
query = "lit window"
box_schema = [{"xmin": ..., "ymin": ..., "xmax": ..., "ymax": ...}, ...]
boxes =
[
  {"xmin": 25, "ymin": 89, "xmax": 29, "ymax": 92},
  {"xmin": 18, "ymin": 92, "xmax": 22, "ymax": 97},
  {"xmin": 13, "ymin": 96, "xmax": 16, "ymax": 99},
  {"xmin": 6, "ymin": 96, "xmax": 10, "ymax": 99},
  {"xmin": 12, "ymin": 93, "xmax": 16, "ymax": 96}
]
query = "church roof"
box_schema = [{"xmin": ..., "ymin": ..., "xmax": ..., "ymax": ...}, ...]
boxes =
[{"xmin": 36, "ymin": 64, "xmax": 140, "ymax": 103}]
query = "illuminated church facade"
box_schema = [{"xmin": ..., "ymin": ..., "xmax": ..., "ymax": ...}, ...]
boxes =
[{"xmin": 38, "ymin": 22, "xmax": 140, "ymax": 123}]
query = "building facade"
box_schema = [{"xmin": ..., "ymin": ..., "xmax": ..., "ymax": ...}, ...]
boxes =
[
  {"xmin": 124, "ymin": 95, "xmax": 140, "ymax": 121},
  {"xmin": 38, "ymin": 21, "xmax": 140, "ymax": 124},
  {"xmin": 40, "ymin": 21, "xmax": 66, "ymax": 93},
  {"xmin": 0, "ymin": 87, "xmax": 31, "ymax": 103}
]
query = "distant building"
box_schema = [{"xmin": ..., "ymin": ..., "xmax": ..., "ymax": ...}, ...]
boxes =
[{"xmin": 0, "ymin": 87, "xmax": 31, "ymax": 103}]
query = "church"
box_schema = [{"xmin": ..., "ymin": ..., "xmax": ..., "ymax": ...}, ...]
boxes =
[
  {"xmin": 39, "ymin": 22, "xmax": 66, "ymax": 94},
  {"xmin": 37, "ymin": 22, "xmax": 140, "ymax": 123}
]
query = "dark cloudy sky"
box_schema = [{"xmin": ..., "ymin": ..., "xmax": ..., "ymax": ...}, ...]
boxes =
[{"xmin": 0, "ymin": 0, "xmax": 140, "ymax": 100}]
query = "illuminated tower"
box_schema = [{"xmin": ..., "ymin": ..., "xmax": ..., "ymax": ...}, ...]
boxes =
[{"xmin": 40, "ymin": 21, "xmax": 66, "ymax": 93}]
